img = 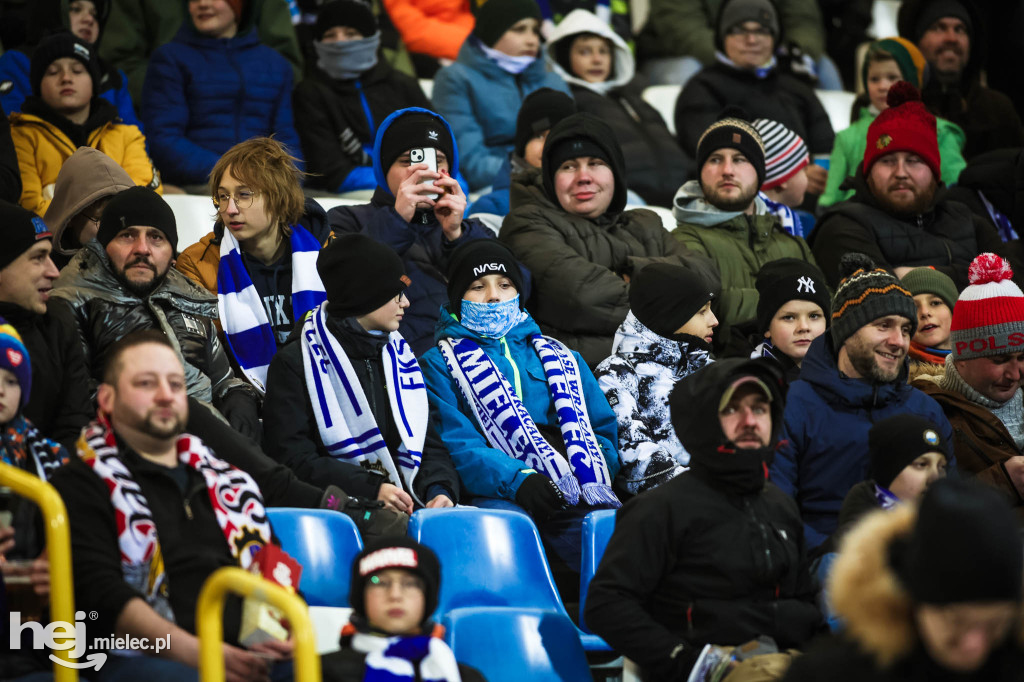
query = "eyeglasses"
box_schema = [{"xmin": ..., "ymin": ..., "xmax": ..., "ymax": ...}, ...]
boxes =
[
  {"xmin": 213, "ymin": 189, "xmax": 259, "ymax": 211},
  {"xmin": 726, "ymin": 25, "xmax": 772, "ymax": 38},
  {"xmin": 367, "ymin": 574, "xmax": 423, "ymax": 592}
]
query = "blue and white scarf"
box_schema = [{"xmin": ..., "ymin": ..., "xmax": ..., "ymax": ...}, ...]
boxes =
[
  {"xmin": 301, "ymin": 306, "xmax": 427, "ymax": 502},
  {"xmin": 350, "ymin": 629, "xmax": 462, "ymax": 682},
  {"xmin": 438, "ymin": 335, "xmax": 620, "ymax": 507},
  {"xmin": 760, "ymin": 192, "xmax": 804, "ymax": 238},
  {"xmin": 873, "ymin": 483, "xmax": 900, "ymax": 510},
  {"xmin": 217, "ymin": 224, "xmax": 326, "ymax": 393}
]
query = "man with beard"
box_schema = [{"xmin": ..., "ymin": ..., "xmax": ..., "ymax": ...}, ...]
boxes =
[
  {"xmin": 51, "ymin": 331, "xmax": 291, "ymax": 679},
  {"xmin": 810, "ymin": 82, "xmax": 1003, "ymax": 291},
  {"xmin": 671, "ymin": 111, "xmax": 816, "ymax": 348},
  {"xmin": 770, "ymin": 253, "xmax": 952, "ymax": 550}
]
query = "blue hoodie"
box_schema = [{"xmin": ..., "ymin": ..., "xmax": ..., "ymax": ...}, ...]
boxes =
[
  {"xmin": 420, "ymin": 304, "xmax": 619, "ymax": 500},
  {"xmin": 771, "ymin": 334, "xmax": 953, "ymax": 549}
]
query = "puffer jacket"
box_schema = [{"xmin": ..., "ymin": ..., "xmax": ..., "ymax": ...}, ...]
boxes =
[
  {"xmin": 672, "ymin": 179, "xmax": 815, "ymax": 343},
  {"xmin": 141, "ymin": 19, "xmax": 301, "ymax": 185},
  {"xmin": 432, "ymin": 37, "xmax": 570, "ymax": 189},
  {"xmin": 419, "ymin": 305, "xmax": 619, "ymax": 500},
  {"xmin": 546, "ymin": 9, "xmax": 692, "ymax": 206},
  {"xmin": 810, "ymin": 170, "xmax": 1005, "ymax": 290},
  {"xmin": 10, "ymin": 97, "xmax": 160, "ymax": 216},
  {"xmin": 593, "ymin": 312, "xmax": 713, "ymax": 496},
  {"xmin": 771, "ymin": 333, "xmax": 952, "ymax": 549},
  {"xmin": 49, "ymin": 240, "xmax": 257, "ymax": 407}
]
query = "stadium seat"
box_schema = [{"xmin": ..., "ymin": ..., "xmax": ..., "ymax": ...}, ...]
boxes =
[
  {"xmin": 162, "ymin": 193, "xmax": 216, "ymax": 252},
  {"xmin": 266, "ymin": 508, "xmax": 363, "ymax": 607},
  {"xmin": 579, "ymin": 509, "xmax": 616, "ymax": 633},
  {"xmin": 814, "ymin": 89, "xmax": 856, "ymax": 134},
  {"xmin": 641, "ymin": 85, "xmax": 681, "ymax": 135},
  {"xmin": 419, "ymin": 79, "xmax": 434, "ymax": 100},
  {"xmin": 408, "ymin": 507, "xmax": 611, "ymax": 651},
  {"xmin": 869, "ymin": 0, "xmax": 901, "ymax": 40},
  {"xmin": 444, "ymin": 607, "xmax": 592, "ymax": 682}
]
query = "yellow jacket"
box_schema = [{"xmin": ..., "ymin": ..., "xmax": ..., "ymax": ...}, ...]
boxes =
[{"xmin": 10, "ymin": 111, "xmax": 162, "ymax": 216}]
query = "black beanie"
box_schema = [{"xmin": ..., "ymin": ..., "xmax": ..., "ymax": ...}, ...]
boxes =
[
  {"xmin": 869, "ymin": 414, "xmax": 950, "ymax": 490},
  {"xmin": 31, "ymin": 32, "xmax": 101, "ymax": 97},
  {"xmin": 378, "ymin": 112, "xmax": 455, "ymax": 179},
  {"xmin": 911, "ymin": 0, "xmax": 972, "ymax": 43},
  {"xmin": 318, "ymin": 234, "xmax": 410, "ymax": 318},
  {"xmin": 754, "ymin": 259, "xmax": 831, "ymax": 335},
  {"xmin": 349, "ymin": 536, "xmax": 441, "ymax": 627},
  {"xmin": 630, "ymin": 263, "xmax": 715, "ymax": 338},
  {"xmin": 715, "ymin": 0, "xmax": 780, "ymax": 52},
  {"xmin": 472, "ymin": 0, "xmax": 541, "ymax": 47},
  {"xmin": 514, "ymin": 88, "xmax": 576, "ymax": 158},
  {"xmin": 446, "ymin": 239, "xmax": 524, "ymax": 316},
  {"xmin": 314, "ymin": 0, "xmax": 377, "ymax": 40},
  {"xmin": 0, "ymin": 201, "xmax": 53, "ymax": 271},
  {"xmin": 97, "ymin": 187, "xmax": 178, "ymax": 253},
  {"xmin": 891, "ymin": 479, "xmax": 1022, "ymax": 605},
  {"xmin": 542, "ymin": 112, "xmax": 627, "ymax": 216},
  {"xmin": 830, "ymin": 253, "xmax": 917, "ymax": 349},
  {"xmin": 697, "ymin": 108, "xmax": 767, "ymax": 189}
]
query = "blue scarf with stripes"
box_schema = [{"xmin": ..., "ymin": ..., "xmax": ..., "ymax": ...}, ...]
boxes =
[{"xmin": 217, "ymin": 224, "xmax": 326, "ymax": 393}]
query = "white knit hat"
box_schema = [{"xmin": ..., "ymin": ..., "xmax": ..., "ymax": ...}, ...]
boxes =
[
  {"xmin": 752, "ymin": 118, "xmax": 809, "ymax": 191},
  {"xmin": 950, "ymin": 253, "xmax": 1024, "ymax": 360}
]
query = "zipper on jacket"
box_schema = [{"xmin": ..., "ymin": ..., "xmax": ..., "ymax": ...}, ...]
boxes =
[
  {"xmin": 500, "ymin": 336, "xmax": 524, "ymax": 398},
  {"xmin": 183, "ymin": 497, "xmax": 194, "ymax": 521},
  {"xmin": 745, "ymin": 498, "xmax": 774, "ymax": 580},
  {"xmin": 354, "ymin": 80, "xmax": 377, "ymax": 141}
]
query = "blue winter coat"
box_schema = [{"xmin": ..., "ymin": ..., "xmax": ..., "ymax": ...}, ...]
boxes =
[
  {"xmin": 432, "ymin": 39, "xmax": 569, "ymax": 190},
  {"xmin": 141, "ymin": 24, "xmax": 301, "ymax": 185},
  {"xmin": 770, "ymin": 334, "xmax": 953, "ymax": 549},
  {"xmin": 420, "ymin": 305, "xmax": 620, "ymax": 500}
]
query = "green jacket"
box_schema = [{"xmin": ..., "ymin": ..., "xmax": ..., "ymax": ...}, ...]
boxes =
[
  {"xmin": 671, "ymin": 181, "xmax": 815, "ymax": 342},
  {"xmin": 100, "ymin": 0, "xmax": 303, "ymax": 106},
  {"xmin": 820, "ymin": 107, "xmax": 967, "ymax": 208},
  {"xmin": 637, "ymin": 0, "xmax": 825, "ymax": 63}
]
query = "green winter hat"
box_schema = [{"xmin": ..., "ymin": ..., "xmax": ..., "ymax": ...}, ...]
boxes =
[{"xmin": 900, "ymin": 267, "xmax": 958, "ymax": 312}]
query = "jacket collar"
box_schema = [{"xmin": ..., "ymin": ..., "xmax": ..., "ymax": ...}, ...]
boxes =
[{"xmin": 797, "ymin": 333, "xmax": 911, "ymax": 409}]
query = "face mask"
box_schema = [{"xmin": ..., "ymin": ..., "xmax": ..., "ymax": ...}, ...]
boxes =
[
  {"xmin": 314, "ymin": 33, "xmax": 381, "ymax": 80},
  {"xmin": 460, "ymin": 296, "xmax": 525, "ymax": 338}
]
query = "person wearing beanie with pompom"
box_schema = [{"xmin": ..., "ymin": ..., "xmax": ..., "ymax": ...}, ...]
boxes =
[
  {"xmin": 913, "ymin": 253, "xmax": 1024, "ymax": 512},
  {"xmin": 810, "ymin": 80, "xmax": 1005, "ymax": 291},
  {"xmin": 770, "ymin": 252, "xmax": 952, "ymax": 550},
  {"xmin": 593, "ymin": 262, "xmax": 718, "ymax": 496}
]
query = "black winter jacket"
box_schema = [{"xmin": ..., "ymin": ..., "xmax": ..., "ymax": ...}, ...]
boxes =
[
  {"xmin": 263, "ymin": 314, "xmax": 461, "ymax": 504},
  {"xmin": 0, "ymin": 108, "xmax": 20, "ymax": 204}
]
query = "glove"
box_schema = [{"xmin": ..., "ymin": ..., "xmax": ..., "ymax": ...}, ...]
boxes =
[
  {"xmin": 219, "ymin": 389, "xmax": 261, "ymax": 441},
  {"xmin": 515, "ymin": 473, "xmax": 566, "ymax": 521},
  {"xmin": 340, "ymin": 127, "xmax": 372, "ymax": 166}
]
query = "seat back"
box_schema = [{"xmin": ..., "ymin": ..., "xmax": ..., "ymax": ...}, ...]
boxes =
[
  {"xmin": 579, "ymin": 509, "xmax": 616, "ymax": 632},
  {"xmin": 814, "ymin": 89, "xmax": 856, "ymax": 135},
  {"xmin": 266, "ymin": 508, "xmax": 362, "ymax": 607},
  {"xmin": 444, "ymin": 607, "xmax": 592, "ymax": 682},
  {"xmin": 641, "ymin": 85, "xmax": 682, "ymax": 135},
  {"xmin": 162, "ymin": 194, "xmax": 216, "ymax": 252}
]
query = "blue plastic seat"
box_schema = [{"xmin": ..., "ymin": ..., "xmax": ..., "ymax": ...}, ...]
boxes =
[
  {"xmin": 408, "ymin": 507, "xmax": 611, "ymax": 651},
  {"xmin": 579, "ymin": 509, "xmax": 616, "ymax": 633},
  {"xmin": 444, "ymin": 607, "xmax": 592, "ymax": 682},
  {"xmin": 266, "ymin": 508, "xmax": 362, "ymax": 607}
]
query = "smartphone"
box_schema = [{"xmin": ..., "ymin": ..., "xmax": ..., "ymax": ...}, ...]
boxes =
[{"xmin": 409, "ymin": 147, "xmax": 439, "ymax": 200}]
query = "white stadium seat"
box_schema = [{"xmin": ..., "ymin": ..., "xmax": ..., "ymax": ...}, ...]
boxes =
[
  {"xmin": 641, "ymin": 85, "xmax": 681, "ymax": 135},
  {"xmin": 814, "ymin": 89, "xmax": 856, "ymax": 135}
]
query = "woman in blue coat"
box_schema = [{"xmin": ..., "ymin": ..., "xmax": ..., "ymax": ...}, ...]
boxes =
[
  {"xmin": 141, "ymin": 0, "xmax": 301, "ymax": 186},
  {"xmin": 431, "ymin": 0, "xmax": 569, "ymax": 191},
  {"xmin": 420, "ymin": 238, "xmax": 620, "ymax": 575}
]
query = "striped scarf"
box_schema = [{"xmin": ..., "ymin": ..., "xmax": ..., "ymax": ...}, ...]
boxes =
[
  {"xmin": 438, "ymin": 335, "xmax": 620, "ymax": 508},
  {"xmin": 1, "ymin": 415, "xmax": 67, "ymax": 480},
  {"xmin": 343, "ymin": 621, "xmax": 463, "ymax": 682},
  {"xmin": 217, "ymin": 224, "xmax": 326, "ymax": 393}
]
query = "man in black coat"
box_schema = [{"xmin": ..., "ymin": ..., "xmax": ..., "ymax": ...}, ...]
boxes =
[{"xmin": 585, "ymin": 357, "xmax": 821, "ymax": 680}]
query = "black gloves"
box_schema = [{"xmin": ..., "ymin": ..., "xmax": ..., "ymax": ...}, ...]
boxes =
[
  {"xmin": 515, "ymin": 473, "xmax": 567, "ymax": 521},
  {"xmin": 340, "ymin": 127, "xmax": 372, "ymax": 166},
  {"xmin": 219, "ymin": 389, "xmax": 261, "ymax": 441}
]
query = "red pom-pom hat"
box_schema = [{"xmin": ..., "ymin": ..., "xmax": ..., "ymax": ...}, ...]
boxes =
[
  {"xmin": 862, "ymin": 81, "xmax": 940, "ymax": 181},
  {"xmin": 950, "ymin": 253, "xmax": 1024, "ymax": 361}
]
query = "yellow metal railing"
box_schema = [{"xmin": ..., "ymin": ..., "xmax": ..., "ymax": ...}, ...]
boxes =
[
  {"xmin": 196, "ymin": 567, "xmax": 320, "ymax": 682},
  {"xmin": 0, "ymin": 461, "xmax": 76, "ymax": 681}
]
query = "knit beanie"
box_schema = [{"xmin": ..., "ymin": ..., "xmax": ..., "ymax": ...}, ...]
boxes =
[
  {"xmin": 891, "ymin": 479, "xmax": 1021, "ymax": 605},
  {"xmin": 830, "ymin": 253, "xmax": 917, "ymax": 349},
  {"xmin": 224, "ymin": 0, "xmax": 245, "ymax": 19},
  {"xmin": 862, "ymin": 37, "xmax": 929, "ymax": 91},
  {"xmin": 542, "ymin": 112, "xmax": 628, "ymax": 216},
  {"xmin": 697, "ymin": 109, "xmax": 766, "ymax": 189},
  {"xmin": 349, "ymin": 536, "xmax": 441, "ymax": 627},
  {"xmin": 446, "ymin": 239, "xmax": 524, "ymax": 316},
  {"xmin": 514, "ymin": 88, "xmax": 576, "ymax": 158},
  {"xmin": 869, "ymin": 414, "xmax": 950, "ymax": 490},
  {"xmin": 0, "ymin": 201, "xmax": 53, "ymax": 271},
  {"xmin": 472, "ymin": 0, "xmax": 541, "ymax": 47},
  {"xmin": 949, "ymin": 253, "xmax": 1024, "ymax": 361},
  {"xmin": 629, "ymin": 263, "xmax": 715, "ymax": 338},
  {"xmin": 751, "ymin": 118, "xmax": 809, "ymax": 191},
  {"xmin": 315, "ymin": 0, "xmax": 377, "ymax": 40},
  {"xmin": 375, "ymin": 109, "xmax": 456, "ymax": 189},
  {"xmin": 716, "ymin": 0, "xmax": 779, "ymax": 52},
  {"xmin": 97, "ymin": 187, "xmax": 178, "ymax": 253},
  {"xmin": 0, "ymin": 318, "xmax": 31, "ymax": 409},
  {"xmin": 911, "ymin": 0, "xmax": 972, "ymax": 43},
  {"xmin": 755, "ymin": 258, "xmax": 831, "ymax": 335},
  {"xmin": 30, "ymin": 32, "xmax": 100, "ymax": 97},
  {"xmin": 863, "ymin": 82, "xmax": 940, "ymax": 180},
  {"xmin": 901, "ymin": 267, "xmax": 958, "ymax": 312},
  {"xmin": 319, "ymin": 234, "xmax": 410, "ymax": 318}
]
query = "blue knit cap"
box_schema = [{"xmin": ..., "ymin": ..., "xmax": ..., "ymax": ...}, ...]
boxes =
[{"xmin": 0, "ymin": 318, "xmax": 31, "ymax": 409}]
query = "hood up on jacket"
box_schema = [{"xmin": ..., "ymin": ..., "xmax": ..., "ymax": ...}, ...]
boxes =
[
  {"xmin": 672, "ymin": 179, "xmax": 769, "ymax": 227},
  {"xmin": 611, "ymin": 311, "xmax": 713, "ymax": 376},
  {"xmin": 541, "ymin": 111, "xmax": 627, "ymax": 216},
  {"xmin": 545, "ymin": 9, "xmax": 633, "ymax": 93},
  {"xmin": 371, "ymin": 107, "xmax": 460, "ymax": 197},
  {"xmin": 44, "ymin": 146, "xmax": 134, "ymax": 256}
]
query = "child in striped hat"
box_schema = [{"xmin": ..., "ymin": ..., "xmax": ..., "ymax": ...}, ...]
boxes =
[{"xmin": 753, "ymin": 118, "xmax": 810, "ymax": 238}]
